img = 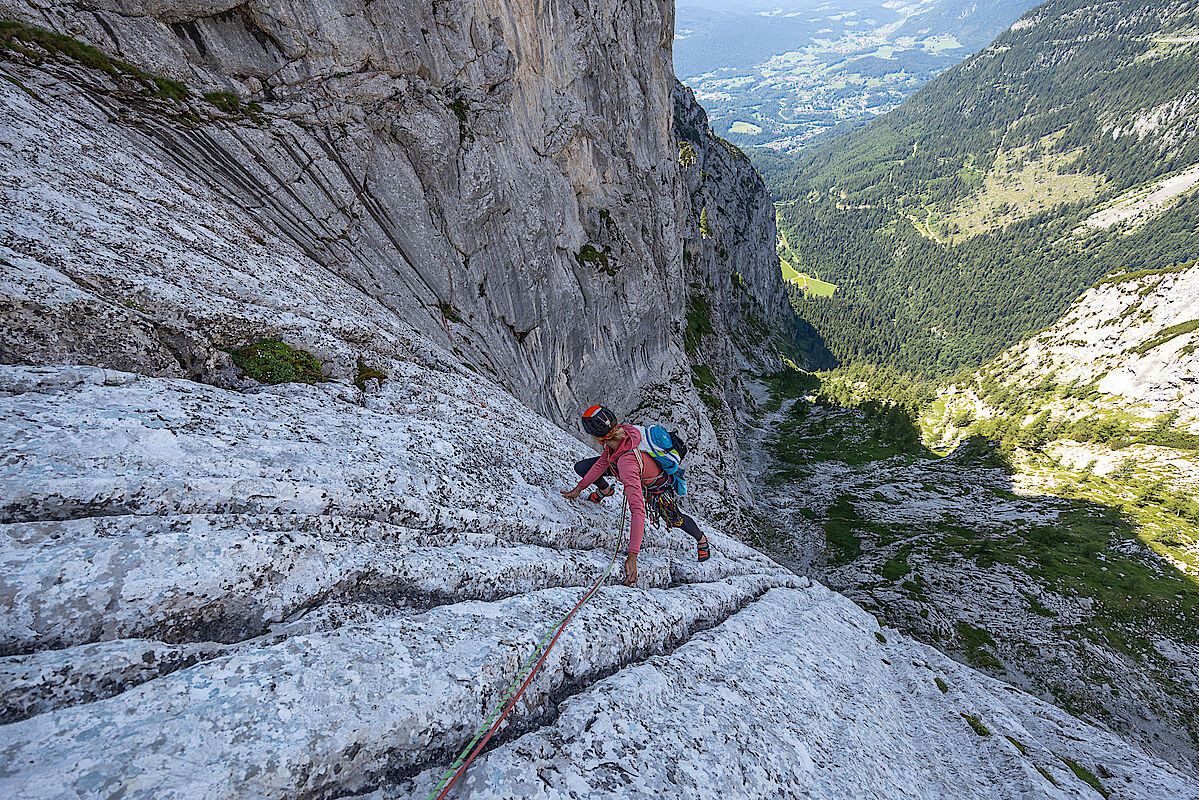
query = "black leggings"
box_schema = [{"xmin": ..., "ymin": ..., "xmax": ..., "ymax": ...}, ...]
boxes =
[{"xmin": 574, "ymin": 458, "xmax": 705, "ymax": 543}]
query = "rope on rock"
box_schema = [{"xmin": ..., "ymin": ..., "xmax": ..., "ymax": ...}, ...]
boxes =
[{"xmin": 426, "ymin": 499, "xmax": 629, "ymax": 800}]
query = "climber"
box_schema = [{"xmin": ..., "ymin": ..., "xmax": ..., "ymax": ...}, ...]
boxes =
[{"xmin": 561, "ymin": 405, "xmax": 710, "ymax": 586}]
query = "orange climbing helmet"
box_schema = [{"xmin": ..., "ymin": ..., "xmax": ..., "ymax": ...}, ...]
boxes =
[{"xmin": 581, "ymin": 405, "xmax": 618, "ymax": 438}]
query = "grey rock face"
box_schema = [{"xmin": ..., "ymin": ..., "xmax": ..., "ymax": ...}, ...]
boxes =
[
  {"xmin": 0, "ymin": 0, "xmax": 785, "ymax": 429},
  {"xmin": 0, "ymin": 0, "xmax": 798, "ymax": 513},
  {"xmin": 674, "ymin": 82, "xmax": 788, "ymax": 332}
]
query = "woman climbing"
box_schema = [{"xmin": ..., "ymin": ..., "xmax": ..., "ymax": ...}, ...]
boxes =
[{"xmin": 561, "ymin": 404, "xmax": 710, "ymax": 586}]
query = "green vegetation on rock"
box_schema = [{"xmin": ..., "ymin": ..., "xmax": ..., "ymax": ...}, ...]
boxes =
[
  {"xmin": 231, "ymin": 339, "xmax": 328, "ymax": 385},
  {"xmin": 955, "ymin": 622, "xmax": 1004, "ymax": 673},
  {"xmin": 1058, "ymin": 755, "xmax": 1109, "ymax": 798},
  {"xmin": 751, "ymin": 352, "xmax": 1199, "ymax": 764},
  {"xmin": 203, "ymin": 91, "xmax": 264, "ymax": 120},
  {"xmin": 354, "ymin": 361, "xmax": 387, "ymax": 391},
  {"xmin": 823, "ymin": 496, "xmax": 863, "ymax": 566},
  {"xmin": 961, "ymin": 714, "xmax": 991, "ymax": 736},
  {"xmin": 0, "ymin": 20, "xmax": 188, "ymax": 102},
  {"xmin": 1130, "ymin": 318, "xmax": 1199, "ymax": 355},
  {"xmin": 691, "ymin": 363, "xmax": 722, "ymax": 413},
  {"xmin": 678, "ymin": 140, "xmax": 697, "ymax": 168},
  {"xmin": 575, "ymin": 244, "xmax": 615, "ymax": 276},
  {"xmin": 683, "ymin": 295, "xmax": 714, "ymax": 356}
]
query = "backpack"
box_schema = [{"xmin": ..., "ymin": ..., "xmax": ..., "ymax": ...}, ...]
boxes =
[{"xmin": 633, "ymin": 424, "xmax": 689, "ymax": 496}]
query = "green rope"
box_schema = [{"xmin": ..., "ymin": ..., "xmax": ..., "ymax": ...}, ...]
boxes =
[{"xmin": 425, "ymin": 500, "xmax": 629, "ymax": 799}]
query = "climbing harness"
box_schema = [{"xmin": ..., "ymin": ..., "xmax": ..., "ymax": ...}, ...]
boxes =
[
  {"xmin": 425, "ymin": 500, "xmax": 629, "ymax": 800},
  {"xmin": 632, "ymin": 449, "xmax": 684, "ymax": 530}
]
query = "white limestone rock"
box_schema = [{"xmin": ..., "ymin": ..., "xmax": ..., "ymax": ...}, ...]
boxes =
[{"xmin": 2, "ymin": 364, "xmax": 1197, "ymax": 798}]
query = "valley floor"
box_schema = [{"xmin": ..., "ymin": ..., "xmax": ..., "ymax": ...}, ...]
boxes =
[{"xmin": 743, "ymin": 374, "xmax": 1199, "ymax": 778}]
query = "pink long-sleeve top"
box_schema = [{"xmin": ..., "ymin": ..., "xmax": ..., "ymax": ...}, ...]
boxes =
[{"xmin": 574, "ymin": 424, "xmax": 663, "ymax": 554}]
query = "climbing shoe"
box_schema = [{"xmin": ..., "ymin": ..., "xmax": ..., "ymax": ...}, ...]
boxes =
[
  {"xmin": 697, "ymin": 538, "xmax": 711, "ymax": 563},
  {"xmin": 588, "ymin": 485, "xmax": 615, "ymax": 503}
]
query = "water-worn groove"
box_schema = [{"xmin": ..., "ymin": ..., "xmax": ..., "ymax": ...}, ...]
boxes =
[
  {"xmin": 339, "ymin": 580, "xmax": 785, "ymax": 800},
  {"xmin": 0, "ymin": 544, "xmax": 641, "ymax": 722},
  {"xmin": 0, "ymin": 541, "xmax": 622, "ymax": 657},
  {"xmin": 0, "ymin": 643, "xmax": 211, "ymax": 725}
]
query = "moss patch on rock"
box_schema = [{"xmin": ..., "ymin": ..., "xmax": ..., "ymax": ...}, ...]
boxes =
[
  {"xmin": 1058, "ymin": 755, "xmax": 1109, "ymax": 798},
  {"xmin": 0, "ymin": 20, "xmax": 188, "ymax": 102},
  {"xmin": 575, "ymin": 244, "xmax": 616, "ymax": 276},
  {"xmin": 231, "ymin": 339, "xmax": 327, "ymax": 385},
  {"xmin": 961, "ymin": 713, "xmax": 991, "ymax": 736},
  {"xmin": 354, "ymin": 361, "xmax": 387, "ymax": 391}
]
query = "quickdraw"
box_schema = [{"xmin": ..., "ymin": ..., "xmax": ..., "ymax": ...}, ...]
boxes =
[{"xmin": 426, "ymin": 500, "xmax": 629, "ymax": 800}]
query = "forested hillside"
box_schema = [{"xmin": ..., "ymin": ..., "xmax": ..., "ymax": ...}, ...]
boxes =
[{"xmin": 755, "ymin": 0, "xmax": 1199, "ymax": 377}]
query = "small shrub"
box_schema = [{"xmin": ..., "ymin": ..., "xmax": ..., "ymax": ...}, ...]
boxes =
[
  {"xmin": 575, "ymin": 244, "xmax": 615, "ymax": 276},
  {"xmin": 1058, "ymin": 756, "xmax": 1109, "ymax": 798},
  {"xmin": 1109, "ymin": 456, "xmax": 1136, "ymax": 483},
  {"xmin": 354, "ymin": 361, "xmax": 387, "ymax": 391},
  {"xmin": 231, "ymin": 339, "xmax": 327, "ymax": 385},
  {"xmin": 961, "ymin": 714, "xmax": 991, "ymax": 736},
  {"xmin": 437, "ymin": 302, "xmax": 463, "ymax": 323},
  {"xmin": 935, "ymin": 677, "xmax": 949, "ymax": 694},
  {"xmin": 445, "ymin": 93, "xmax": 472, "ymax": 141},
  {"xmin": 678, "ymin": 140, "xmax": 698, "ymax": 167},
  {"xmin": 1077, "ymin": 459, "xmax": 1097, "ymax": 482},
  {"xmin": 448, "ymin": 96, "xmax": 469, "ymax": 123},
  {"xmin": 1134, "ymin": 477, "xmax": 1167, "ymax": 506}
]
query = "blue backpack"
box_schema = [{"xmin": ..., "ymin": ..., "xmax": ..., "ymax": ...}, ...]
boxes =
[{"xmin": 633, "ymin": 425, "xmax": 689, "ymax": 495}]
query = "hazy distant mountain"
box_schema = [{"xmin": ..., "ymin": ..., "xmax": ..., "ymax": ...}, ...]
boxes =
[
  {"xmin": 675, "ymin": 0, "xmax": 1036, "ymax": 149},
  {"xmin": 892, "ymin": 0, "xmax": 1035, "ymax": 44}
]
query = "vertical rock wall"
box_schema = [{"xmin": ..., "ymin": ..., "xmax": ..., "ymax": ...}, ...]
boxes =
[
  {"xmin": 0, "ymin": 0, "xmax": 683, "ymax": 415},
  {"xmin": 0, "ymin": 0, "xmax": 804, "ymax": 515}
]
